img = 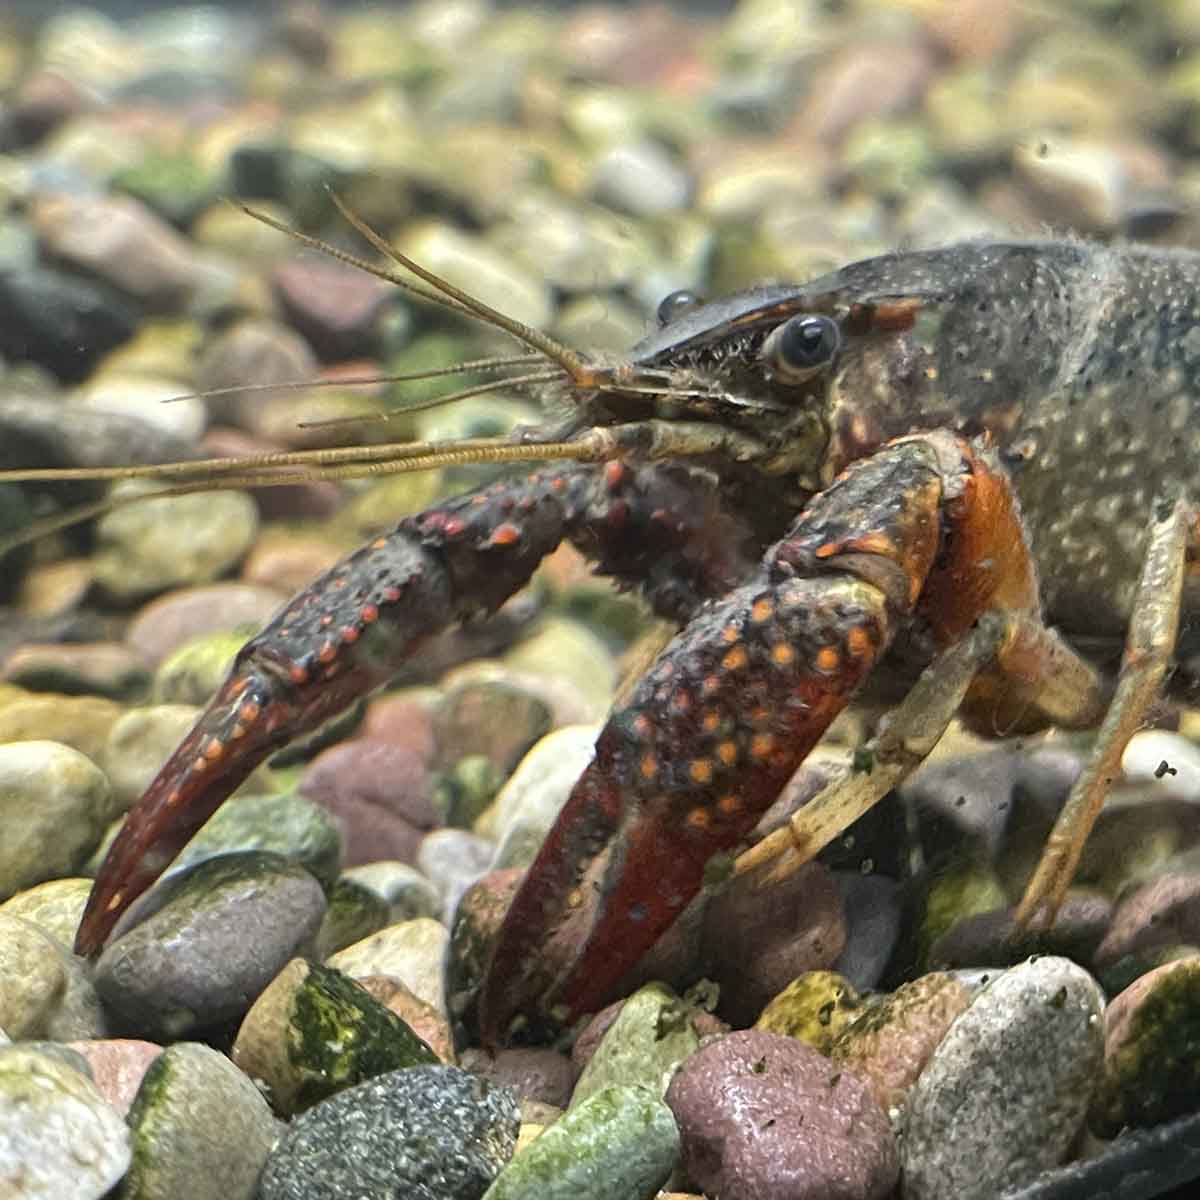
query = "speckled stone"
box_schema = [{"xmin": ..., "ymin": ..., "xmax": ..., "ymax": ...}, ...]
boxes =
[
  {"xmin": 461, "ymin": 1046, "xmax": 574, "ymax": 1109},
  {"xmin": 65, "ymin": 1039, "xmax": 163, "ymax": 1117},
  {"xmin": 257, "ymin": 1064, "xmax": 519, "ymax": 1200},
  {"xmin": 901, "ymin": 956, "xmax": 1105, "ymax": 1199},
  {"xmin": 755, "ymin": 970, "xmax": 865, "ymax": 1055},
  {"xmin": 666, "ymin": 1029, "xmax": 897, "ymax": 1200}
]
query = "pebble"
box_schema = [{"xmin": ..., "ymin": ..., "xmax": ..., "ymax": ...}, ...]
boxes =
[
  {"xmin": 355, "ymin": 974, "xmax": 457, "ymax": 1065},
  {"xmin": 170, "ymin": 789, "xmax": 343, "ymax": 891},
  {"xmin": 93, "ymin": 484, "xmax": 258, "ymax": 600},
  {"xmin": 341, "ymin": 860, "xmax": 443, "ymax": 923},
  {"xmin": 0, "ymin": 1044, "xmax": 131, "ymax": 1199},
  {"xmin": 1096, "ymin": 872, "xmax": 1200, "ymax": 966},
  {"xmin": 702, "ymin": 858, "xmax": 847, "ymax": 1026},
  {"xmin": 754, "ymin": 970, "xmax": 865, "ymax": 1055},
  {"xmin": 66, "ymin": 1039, "xmax": 163, "ymax": 1116},
  {"xmin": 487, "ymin": 723, "xmax": 599, "ymax": 867},
  {"xmin": 0, "ymin": 876, "xmax": 93, "ymax": 949},
  {"xmin": 313, "ymin": 876, "xmax": 391, "ymax": 959},
  {"xmin": 326, "ymin": 917, "xmax": 450, "ymax": 1015},
  {"xmin": 461, "ymin": 1046, "xmax": 574, "ymax": 1109},
  {"xmin": 432, "ymin": 676, "xmax": 553, "ymax": 777},
  {"xmin": 666, "ymin": 1028, "xmax": 898, "ymax": 1200},
  {"xmin": 486, "ymin": 1084, "xmax": 677, "ymax": 1200},
  {"xmin": 0, "ymin": 912, "xmax": 107, "ymax": 1040},
  {"xmin": 1091, "ymin": 955, "xmax": 1200, "ymax": 1135},
  {"xmin": 231, "ymin": 959, "xmax": 438, "ymax": 1117},
  {"xmin": 299, "ymin": 738, "xmax": 437, "ymax": 866},
  {"xmin": 31, "ymin": 193, "xmax": 198, "ymax": 310},
  {"xmin": 271, "ymin": 256, "xmax": 392, "ymax": 360},
  {"xmin": 0, "ymin": 640, "xmax": 150, "ymax": 699},
  {"xmin": 901, "ymin": 956, "xmax": 1106, "ymax": 1199},
  {"xmin": 240, "ymin": 532, "xmax": 346, "ymax": 595},
  {"xmin": 150, "ymin": 629, "xmax": 253, "ymax": 705},
  {"xmin": 417, "ymin": 828, "xmax": 494, "ymax": 913},
  {"xmin": 832, "ymin": 872, "xmax": 903, "ymax": 990},
  {"xmin": 830, "ymin": 972, "xmax": 971, "ymax": 1119},
  {"xmin": 360, "ymin": 693, "xmax": 438, "ymax": 763},
  {"xmin": 571, "ymin": 983, "xmax": 702, "ymax": 1108},
  {"xmin": 74, "ymin": 371, "xmax": 205, "ymax": 443},
  {"xmin": 122, "ymin": 1041, "xmax": 278, "ymax": 1200},
  {"xmin": 0, "ymin": 740, "xmax": 113, "ymax": 900},
  {"xmin": 590, "ymin": 140, "xmax": 692, "ymax": 216},
  {"xmin": 94, "ymin": 851, "xmax": 327, "ymax": 1039},
  {"xmin": 257, "ymin": 1064, "xmax": 519, "ymax": 1200},
  {"xmin": 124, "ymin": 582, "xmax": 285, "ymax": 667}
]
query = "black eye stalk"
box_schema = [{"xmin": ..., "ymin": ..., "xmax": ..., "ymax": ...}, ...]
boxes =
[
  {"xmin": 656, "ymin": 289, "xmax": 703, "ymax": 326},
  {"xmin": 765, "ymin": 314, "xmax": 842, "ymax": 383}
]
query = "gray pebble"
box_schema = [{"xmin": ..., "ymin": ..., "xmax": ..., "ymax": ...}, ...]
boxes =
[
  {"xmin": 901, "ymin": 956, "xmax": 1105, "ymax": 1200},
  {"xmin": 94, "ymin": 851, "xmax": 327, "ymax": 1039},
  {"xmin": 257, "ymin": 1064, "xmax": 518, "ymax": 1200}
]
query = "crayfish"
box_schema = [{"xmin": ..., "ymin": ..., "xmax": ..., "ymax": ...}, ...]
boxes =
[{"xmin": 5, "ymin": 205, "xmax": 1195, "ymax": 1046}]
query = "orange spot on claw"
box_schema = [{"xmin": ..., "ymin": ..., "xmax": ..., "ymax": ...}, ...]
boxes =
[
  {"xmin": 633, "ymin": 714, "xmax": 653, "ymax": 737},
  {"xmin": 290, "ymin": 664, "xmax": 309, "ymax": 684},
  {"xmin": 491, "ymin": 523, "xmax": 520, "ymax": 546},
  {"xmin": 193, "ymin": 756, "xmax": 208, "ymax": 773},
  {"xmin": 771, "ymin": 643, "xmax": 795, "ymax": 666},
  {"xmin": 686, "ymin": 806, "xmax": 711, "ymax": 831},
  {"xmin": 847, "ymin": 626, "xmax": 871, "ymax": 657},
  {"xmin": 444, "ymin": 517, "xmax": 467, "ymax": 537},
  {"xmin": 106, "ymin": 893, "xmax": 124, "ymax": 912},
  {"xmin": 240, "ymin": 701, "xmax": 261, "ymax": 722},
  {"xmin": 689, "ymin": 758, "xmax": 714, "ymax": 784},
  {"xmin": 814, "ymin": 542, "xmax": 839, "ymax": 558},
  {"xmin": 318, "ymin": 643, "xmax": 336, "ymax": 664},
  {"xmin": 751, "ymin": 732, "xmax": 775, "ymax": 758},
  {"xmin": 722, "ymin": 625, "xmax": 740, "ymax": 644},
  {"xmin": 702, "ymin": 710, "xmax": 721, "ymax": 732},
  {"xmin": 702, "ymin": 674, "xmax": 721, "ymax": 696},
  {"xmin": 204, "ymin": 738, "xmax": 224, "ymax": 761},
  {"xmin": 751, "ymin": 598, "xmax": 775, "ymax": 623},
  {"xmin": 672, "ymin": 691, "xmax": 692, "ymax": 712},
  {"xmin": 717, "ymin": 741, "xmax": 737, "ymax": 766},
  {"xmin": 640, "ymin": 753, "xmax": 658, "ymax": 779},
  {"xmin": 372, "ymin": 537, "xmax": 387, "ymax": 549},
  {"xmin": 383, "ymin": 587, "xmax": 402, "ymax": 603},
  {"xmin": 361, "ymin": 603, "xmax": 379, "ymax": 623},
  {"xmin": 722, "ymin": 646, "xmax": 748, "ymax": 671},
  {"xmin": 815, "ymin": 646, "xmax": 840, "ymax": 672},
  {"xmin": 341, "ymin": 626, "xmax": 360, "ymax": 643},
  {"xmin": 718, "ymin": 793, "xmax": 740, "ymax": 815}
]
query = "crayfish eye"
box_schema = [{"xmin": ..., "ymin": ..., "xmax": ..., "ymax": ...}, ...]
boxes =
[
  {"xmin": 656, "ymin": 289, "xmax": 703, "ymax": 326},
  {"xmin": 766, "ymin": 314, "xmax": 841, "ymax": 382}
]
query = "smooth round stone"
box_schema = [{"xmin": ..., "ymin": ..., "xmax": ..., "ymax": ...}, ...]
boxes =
[
  {"xmin": 1091, "ymin": 955, "xmax": 1200, "ymax": 1135},
  {"xmin": 355, "ymin": 974, "xmax": 456, "ymax": 1066},
  {"xmin": 231, "ymin": 959, "xmax": 438, "ymax": 1118},
  {"xmin": 299, "ymin": 739, "xmax": 437, "ymax": 867},
  {"xmin": 125, "ymin": 583, "xmax": 285, "ymax": 667},
  {"xmin": 417, "ymin": 828, "xmax": 494, "ymax": 914},
  {"xmin": 122, "ymin": 1042, "xmax": 277, "ymax": 1200},
  {"xmin": 666, "ymin": 1029, "xmax": 898, "ymax": 1200},
  {"xmin": 1122, "ymin": 729, "xmax": 1200, "ymax": 794},
  {"xmin": 30, "ymin": 193, "xmax": 198, "ymax": 310},
  {"xmin": 327, "ymin": 918, "xmax": 449, "ymax": 1016},
  {"xmin": 398, "ymin": 223, "xmax": 552, "ymax": 331},
  {"xmin": 66, "ymin": 1039, "xmax": 163, "ymax": 1117},
  {"xmin": 0, "ymin": 913, "xmax": 107, "ymax": 1040},
  {"xmin": 172, "ymin": 790, "xmax": 342, "ymax": 891},
  {"xmin": 271, "ymin": 257, "xmax": 391, "ymax": 359},
  {"xmin": 94, "ymin": 851, "xmax": 327, "ymax": 1039},
  {"xmin": 502, "ymin": 617, "xmax": 617, "ymax": 717},
  {"xmin": 150, "ymin": 630, "xmax": 253, "ymax": 705},
  {"xmin": 487, "ymin": 724, "xmax": 600, "ymax": 867},
  {"xmin": 0, "ymin": 641, "xmax": 150, "ymax": 700},
  {"xmin": 703, "ymin": 860, "xmax": 847, "ymax": 1026},
  {"xmin": 830, "ymin": 972, "xmax": 971, "ymax": 1120},
  {"xmin": 240, "ymin": 534, "xmax": 346, "ymax": 596},
  {"xmin": 0, "ymin": 878, "xmax": 91, "ymax": 949},
  {"xmin": 0, "ymin": 740, "xmax": 113, "ymax": 900},
  {"xmin": 432, "ymin": 678, "xmax": 553, "ymax": 777},
  {"xmin": 901, "ymin": 956, "xmax": 1105, "ymax": 1200},
  {"xmin": 0, "ymin": 694, "xmax": 122, "ymax": 764},
  {"xmin": 74, "ymin": 373, "xmax": 205, "ymax": 442},
  {"xmin": 590, "ymin": 140, "xmax": 691, "ymax": 216},
  {"xmin": 483, "ymin": 1084, "xmax": 678, "ymax": 1200},
  {"xmin": 257, "ymin": 1064, "xmax": 519, "ymax": 1200},
  {"xmin": 341, "ymin": 861, "xmax": 442, "ymax": 923},
  {"xmin": 571, "ymin": 982, "xmax": 701, "ymax": 1108},
  {"xmin": 93, "ymin": 484, "xmax": 258, "ymax": 600},
  {"xmin": 1096, "ymin": 871, "xmax": 1200, "ymax": 966},
  {"xmin": 313, "ymin": 876, "xmax": 391, "ymax": 959},
  {"xmin": 0, "ymin": 1045, "xmax": 130, "ymax": 1199}
]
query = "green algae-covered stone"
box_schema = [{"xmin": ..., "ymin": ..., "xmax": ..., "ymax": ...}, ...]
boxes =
[
  {"xmin": 1091, "ymin": 956, "xmax": 1200, "ymax": 1135},
  {"xmin": 917, "ymin": 859, "xmax": 1008, "ymax": 967},
  {"xmin": 482, "ymin": 1084, "xmax": 678, "ymax": 1200},
  {"xmin": 234, "ymin": 960, "xmax": 439, "ymax": 1116},
  {"xmin": 755, "ymin": 970, "xmax": 864, "ymax": 1054},
  {"xmin": 571, "ymin": 983, "xmax": 701, "ymax": 1108},
  {"xmin": 313, "ymin": 876, "xmax": 392, "ymax": 959}
]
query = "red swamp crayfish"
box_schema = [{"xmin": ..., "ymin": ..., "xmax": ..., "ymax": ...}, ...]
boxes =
[{"xmin": 7, "ymin": 204, "xmax": 1197, "ymax": 1045}]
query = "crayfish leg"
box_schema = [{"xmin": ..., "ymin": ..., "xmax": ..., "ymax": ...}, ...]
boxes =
[{"xmin": 1015, "ymin": 494, "xmax": 1193, "ymax": 930}]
